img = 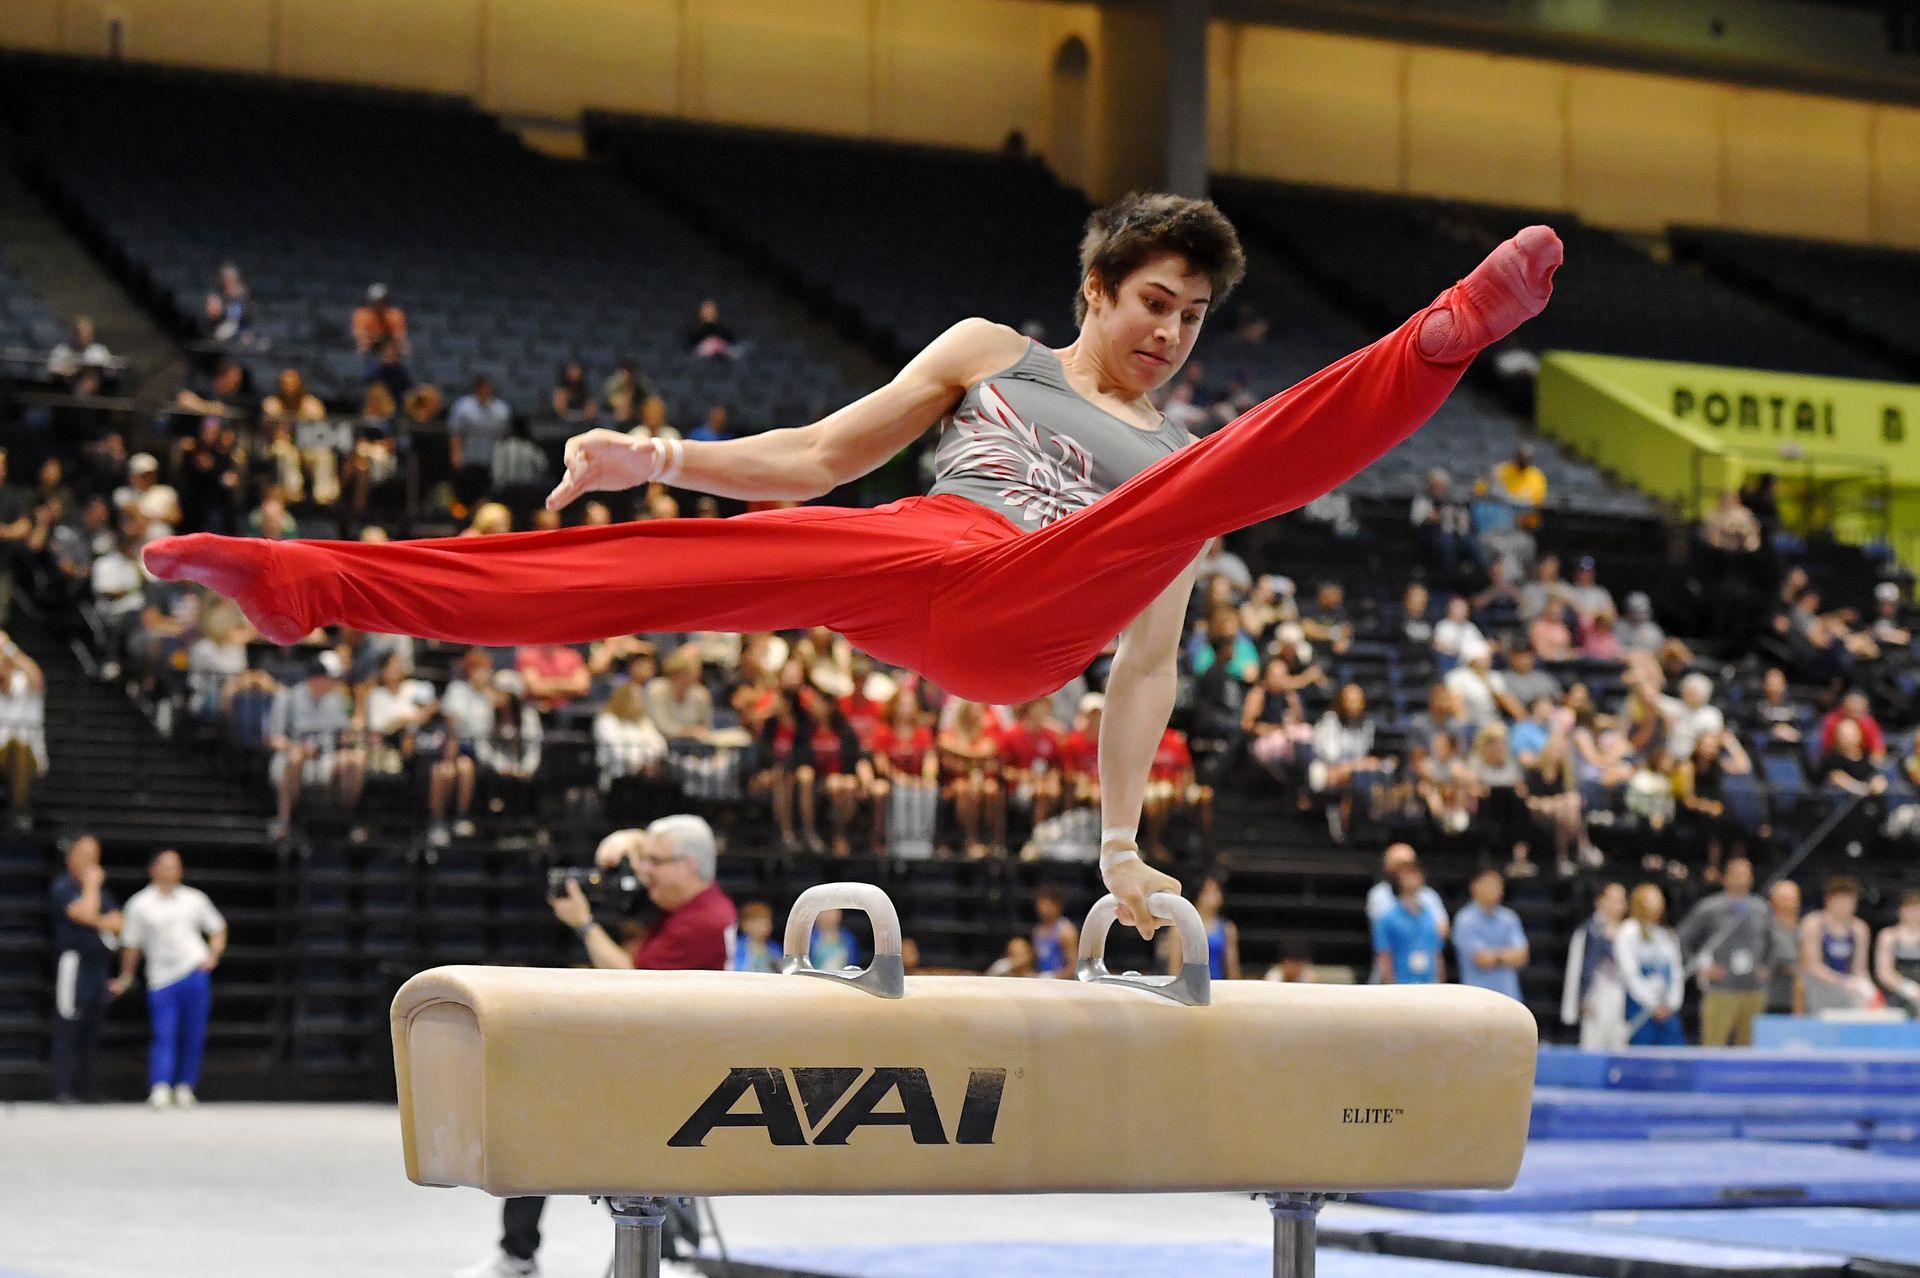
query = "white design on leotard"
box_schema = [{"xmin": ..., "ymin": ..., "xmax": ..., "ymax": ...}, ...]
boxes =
[{"xmin": 941, "ymin": 384, "xmax": 1102, "ymax": 526}]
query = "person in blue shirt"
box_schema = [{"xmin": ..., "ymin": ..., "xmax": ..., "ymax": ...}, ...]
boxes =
[
  {"xmin": 730, "ymin": 900, "xmax": 783, "ymax": 973},
  {"xmin": 1453, "ymin": 865, "xmax": 1529, "ymax": 1001},
  {"xmin": 47, "ymin": 832, "xmax": 122, "ymax": 1102},
  {"xmin": 1374, "ymin": 862, "xmax": 1445, "ymax": 985},
  {"xmin": 1030, "ymin": 887, "xmax": 1080, "ymax": 979},
  {"xmin": 810, "ymin": 907, "xmax": 859, "ymax": 971}
]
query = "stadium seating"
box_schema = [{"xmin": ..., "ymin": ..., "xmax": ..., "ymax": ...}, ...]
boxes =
[{"xmin": 0, "ymin": 57, "xmax": 864, "ymax": 430}]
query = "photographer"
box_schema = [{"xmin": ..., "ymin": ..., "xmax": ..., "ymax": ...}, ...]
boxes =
[{"xmin": 456, "ymin": 816, "xmax": 736, "ymax": 1278}]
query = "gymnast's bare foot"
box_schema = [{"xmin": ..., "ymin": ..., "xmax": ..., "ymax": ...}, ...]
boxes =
[
  {"xmin": 142, "ymin": 534, "xmax": 309, "ymax": 644},
  {"xmin": 1417, "ymin": 225, "xmax": 1562, "ymax": 364}
]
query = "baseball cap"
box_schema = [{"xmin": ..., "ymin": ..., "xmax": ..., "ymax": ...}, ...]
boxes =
[
  {"xmin": 366, "ymin": 283, "xmax": 389, "ymax": 302},
  {"xmin": 308, "ymin": 651, "xmax": 345, "ymax": 680},
  {"xmin": 1626, "ymin": 591, "xmax": 1652, "ymax": 615},
  {"xmin": 1876, "ymin": 582, "xmax": 1901, "ymax": 604},
  {"xmin": 1078, "ymin": 692, "xmax": 1105, "ymax": 715},
  {"xmin": 128, "ymin": 453, "xmax": 158, "ymax": 476}
]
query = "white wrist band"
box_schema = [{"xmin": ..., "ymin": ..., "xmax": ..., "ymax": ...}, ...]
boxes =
[
  {"xmin": 656, "ymin": 437, "xmax": 686, "ymax": 485},
  {"xmin": 1101, "ymin": 826, "xmax": 1138, "ymax": 846},
  {"xmin": 1100, "ymin": 847, "xmax": 1140, "ymax": 869}
]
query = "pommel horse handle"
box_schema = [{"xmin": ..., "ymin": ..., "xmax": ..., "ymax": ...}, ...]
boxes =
[
  {"xmin": 1076, "ymin": 891, "xmax": 1212, "ymax": 1006},
  {"xmin": 781, "ymin": 882, "xmax": 907, "ymax": 999}
]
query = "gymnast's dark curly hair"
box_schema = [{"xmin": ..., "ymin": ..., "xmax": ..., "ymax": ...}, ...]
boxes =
[{"xmin": 1074, "ymin": 192, "xmax": 1247, "ymax": 326}]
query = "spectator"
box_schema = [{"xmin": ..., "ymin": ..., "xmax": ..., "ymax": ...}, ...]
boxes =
[
  {"xmin": 0, "ymin": 449, "xmax": 36, "ymax": 624},
  {"xmin": 265, "ymin": 653, "xmax": 366, "ymax": 842},
  {"xmin": 1365, "ymin": 843, "xmax": 1449, "ymax": 937},
  {"xmin": 1030, "ymin": 886, "xmax": 1079, "ymax": 978},
  {"xmin": 1767, "ymin": 880, "xmax": 1803, "ymax": 1015},
  {"xmin": 999, "ymin": 698, "xmax": 1065, "ymax": 833},
  {"xmin": 1301, "ymin": 582, "xmax": 1352, "ymax": 655},
  {"xmin": 490, "ymin": 818, "xmax": 735, "ymax": 1278},
  {"xmin": 1561, "ymin": 881, "xmax": 1628, "ymax": 1050},
  {"xmin": 1616, "ymin": 883, "xmax": 1686, "ymax": 1046},
  {"xmin": 1398, "ymin": 583, "xmax": 1434, "ymax": 647},
  {"xmin": 1702, "ymin": 489, "xmax": 1762, "ymax": 554},
  {"xmin": 1799, "ymin": 876, "xmax": 1874, "ymax": 1013},
  {"xmin": 0, "ymin": 633, "xmax": 45, "ymax": 829},
  {"xmin": 1503, "ymin": 642, "xmax": 1563, "ymax": 710},
  {"xmin": 648, "ymin": 646, "xmax": 714, "ymax": 744},
  {"xmin": 689, "ymin": 402, "xmax": 734, "ymax": 444},
  {"xmin": 793, "ymin": 688, "xmax": 875, "ymax": 857},
  {"xmin": 731, "ymin": 900, "xmax": 783, "ymax": 973},
  {"xmin": 514, "ymin": 640, "xmax": 589, "ymax": 715},
  {"xmin": 1616, "ymin": 592, "xmax": 1665, "ymax": 653},
  {"xmin": 593, "ymin": 679, "xmax": 669, "ymax": 796},
  {"xmin": 1526, "ymin": 732, "xmax": 1588, "ymax": 873},
  {"xmin": 1819, "ymin": 718, "xmax": 1887, "ymax": 806},
  {"xmin": 1519, "ymin": 556, "xmax": 1566, "ymax": 623},
  {"xmin": 809, "ymin": 907, "xmax": 858, "ymax": 971},
  {"xmin": 1194, "ymin": 536, "xmax": 1253, "ymax": 593},
  {"xmin": 550, "ymin": 361, "xmax": 594, "ymax": 423},
  {"xmin": 351, "ymin": 284, "xmax": 409, "ymax": 378},
  {"xmin": 47, "ymin": 832, "xmax": 122, "ymax": 1103},
  {"xmin": 1407, "ymin": 682, "xmax": 1472, "ymax": 754},
  {"xmin": 111, "ymin": 849, "xmax": 226, "ymax": 1108},
  {"xmin": 175, "ymin": 417, "xmax": 243, "ymax": 535},
  {"xmin": 601, "ymin": 360, "xmax": 659, "ymax": 425},
  {"xmin": 446, "ymin": 372, "xmax": 511, "ymax": 479},
  {"xmin": 1373, "ymin": 861, "xmax": 1445, "ymax": 985},
  {"xmin": 1743, "ymin": 667, "xmax": 1806, "ymax": 751},
  {"xmin": 244, "ymin": 494, "xmax": 299, "ymax": 541},
  {"xmin": 1873, "ymin": 891, "xmax": 1920, "ymax": 1014},
  {"xmin": 1581, "ymin": 608, "xmax": 1623, "ymax": 661},
  {"xmin": 987, "ymin": 936, "xmax": 1039, "ymax": 977},
  {"xmin": 1414, "ymin": 728, "xmax": 1476, "ymax": 837},
  {"xmin": 1189, "ymin": 600, "xmax": 1260, "ymax": 683},
  {"xmin": 203, "ymin": 262, "xmax": 250, "ymax": 343},
  {"xmin": 47, "ymin": 316, "xmax": 114, "ymax": 395},
  {"xmin": 186, "ymin": 602, "xmax": 255, "ymax": 723},
  {"xmin": 632, "ymin": 394, "xmax": 684, "ymax": 445},
  {"xmin": 869, "ymin": 685, "xmax": 938, "ymax": 857},
  {"xmin": 259, "ymin": 369, "xmax": 337, "ymax": 506},
  {"xmin": 1060, "ymin": 694, "xmax": 1103, "ymax": 812},
  {"xmin": 1666, "ymin": 672, "xmax": 1726, "ymax": 761},
  {"xmin": 938, "ymin": 698, "xmax": 1005, "ymax": 857},
  {"xmin": 1472, "ymin": 556, "xmax": 1524, "ymax": 614},
  {"xmin": 490, "ymin": 419, "xmax": 550, "ymax": 495},
  {"xmin": 686, "ymin": 297, "xmax": 737, "ymax": 357},
  {"xmin": 1432, "ymin": 596, "xmax": 1485, "ymax": 668},
  {"xmin": 173, "ymin": 358, "xmax": 251, "ymax": 421},
  {"xmin": 1410, "ymin": 467, "xmax": 1476, "ymax": 581},
  {"xmin": 1144, "ymin": 723, "xmax": 1209, "ymax": 860},
  {"xmin": 1310, "ymin": 683, "xmax": 1381, "ymax": 843},
  {"xmin": 1470, "ymin": 722, "xmax": 1535, "ymax": 875},
  {"xmin": 1188, "ymin": 876, "xmax": 1240, "ymax": 979},
  {"xmin": 1564, "ymin": 557, "xmax": 1615, "ymax": 626},
  {"xmin": 1673, "ymin": 730, "xmax": 1751, "ymax": 880},
  {"xmin": 1819, "ymin": 689, "xmax": 1886, "ymax": 764},
  {"xmin": 1493, "ymin": 443, "xmax": 1547, "ymax": 512},
  {"xmin": 1453, "ymin": 866, "xmax": 1528, "ymax": 1001},
  {"xmin": 1676, "ymin": 857, "xmax": 1777, "ymax": 1047},
  {"xmin": 359, "ymin": 647, "xmax": 437, "ymax": 800},
  {"xmin": 1528, "ymin": 599, "xmax": 1576, "ymax": 662},
  {"xmin": 367, "ymin": 339, "xmax": 411, "ymax": 402},
  {"xmin": 1446, "ymin": 640, "xmax": 1521, "ymax": 726}
]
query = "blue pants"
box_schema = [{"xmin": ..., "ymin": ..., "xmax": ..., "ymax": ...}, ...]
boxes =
[
  {"xmin": 148, "ymin": 969, "xmax": 212, "ymax": 1088},
  {"xmin": 1625, "ymin": 994, "xmax": 1687, "ymax": 1047}
]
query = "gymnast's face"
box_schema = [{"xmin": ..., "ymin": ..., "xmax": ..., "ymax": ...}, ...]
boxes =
[{"xmin": 1082, "ymin": 253, "xmax": 1210, "ymax": 394}]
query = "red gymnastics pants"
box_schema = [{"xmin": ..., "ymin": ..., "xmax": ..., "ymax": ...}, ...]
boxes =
[{"xmin": 149, "ymin": 257, "xmax": 1545, "ymax": 706}]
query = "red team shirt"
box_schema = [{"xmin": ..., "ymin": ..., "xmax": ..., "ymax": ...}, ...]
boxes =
[
  {"xmin": 839, "ymin": 694, "xmax": 886, "ymax": 745},
  {"xmin": 870, "ymin": 722, "xmax": 934, "ymax": 774},
  {"xmin": 997, "ymin": 721, "xmax": 1063, "ymax": 771},
  {"xmin": 1150, "ymin": 727, "xmax": 1194, "ymax": 780},
  {"xmin": 1060, "ymin": 729, "xmax": 1099, "ymax": 779}
]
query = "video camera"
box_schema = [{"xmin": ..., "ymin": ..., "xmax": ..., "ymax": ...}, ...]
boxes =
[{"xmin": 546, "ymin": 865, "xmax": 641, "ymax": 904}]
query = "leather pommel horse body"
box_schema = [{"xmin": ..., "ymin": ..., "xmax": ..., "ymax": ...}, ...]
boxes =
[{"xmin": 392, "ymin": 884, "xmax": 1536, "ymax": 1277}]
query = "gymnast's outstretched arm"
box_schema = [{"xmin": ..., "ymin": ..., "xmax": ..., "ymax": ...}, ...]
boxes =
[
  {"xmin": 546, "ymin": 318, "xmax": 1029, "ymax": 509},
  {"xmin": 1097, "ymin": 552, "xmax": 1200, "ymax": 937}
]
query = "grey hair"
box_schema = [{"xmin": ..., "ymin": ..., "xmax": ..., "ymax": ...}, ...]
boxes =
[
  {"xmin": 648, "ymin": 814, "xmax": 717, "ymax": 882},
  {"xmin": 1680, "ymin": 672, "xmax": 1714, "ymax": 702}
]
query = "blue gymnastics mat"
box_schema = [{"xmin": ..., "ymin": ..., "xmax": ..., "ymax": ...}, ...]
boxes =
[
  {"xmin": 1537, "ymin": 1046, "xmax": 1920, "ymax": 1095},
  {"xmin": 1354, "ymin": 1139, "xmax": 1920, "ymax": 1213},
  {"xmin": 1530, "ymin": 1086, "xmax": 1920, "ymax": 1143},
  {"xmin": 1319, "ymin": 1214, "xmax": 1851, "ymax": 1277},
  {"xmin": 1555, "ymin": 1207, "xmax": 1920, "ymax": 1269},
  {"xmin": 693, "ymin": 1243, "xmax": 1548, "ymax": 1278}
]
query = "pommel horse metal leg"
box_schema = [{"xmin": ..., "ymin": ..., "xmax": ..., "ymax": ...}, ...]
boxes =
[
  {"xmin": 1266, "ymin": 1193, "xmax": 1324, "ymax": 1278},
  {"xmin": 607, "ymin": 1196, "xmax": 667, "ymax": 1278}
]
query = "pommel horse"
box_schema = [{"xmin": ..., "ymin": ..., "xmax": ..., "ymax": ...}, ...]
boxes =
[{"xmin": 392, "ymin": 884, "xmax": 1536, "ymax": 1277}]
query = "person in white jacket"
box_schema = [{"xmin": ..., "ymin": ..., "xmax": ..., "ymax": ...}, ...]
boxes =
[
  {"xmin": 1560, "ymin": 881, "xmax": 1628, "ymax": 1050},
  {"xmin": 1613, "ymin": 882, "xmax": 1686, "ymax": 1047}
]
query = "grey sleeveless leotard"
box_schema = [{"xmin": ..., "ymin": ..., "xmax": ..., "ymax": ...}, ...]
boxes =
[{"xmin": 927, "ymin": 340, "xmax": 1190, "ymax": 529}]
